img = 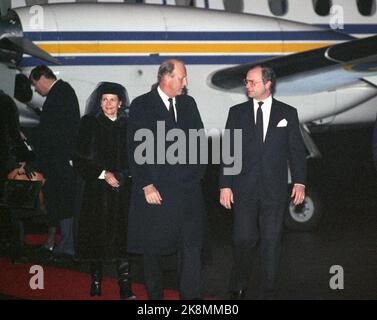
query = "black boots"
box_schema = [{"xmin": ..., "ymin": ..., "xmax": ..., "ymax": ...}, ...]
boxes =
[
  {"xmin": 118, "ymin": 260, "xmax": 135, "ymax": 300},
  {"xmin": 89, "ymin": 260, "xmax": 135, "ymax": 299},
  {"xmin": 90, "ymin": 262, "xmax": 102, "ymax": 296}
]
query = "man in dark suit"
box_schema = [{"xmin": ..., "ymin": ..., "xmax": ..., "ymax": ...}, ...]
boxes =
[
  {"xmin": 29, "ymin": 65, "xmax": 80, "ymax": 259},
  {"xmin": 373, "ymin": 118, "xmax": 377, "ymax": 170},
  {"xmin": 219, "ymin": 66, "xmax": 306, "ymax": 299},
  {"xmin": 127, "ymin": 59, "xmax": 206, "ymax": 299}
]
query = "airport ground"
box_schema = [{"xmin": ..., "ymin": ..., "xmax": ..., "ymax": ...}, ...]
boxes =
[{"xmin": 0, "ymin": 125, "xmax": 376, "ymax": 300}]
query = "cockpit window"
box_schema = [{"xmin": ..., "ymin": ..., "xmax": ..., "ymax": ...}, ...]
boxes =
[
  {"xmin": 357, "ymin": 0, "xmax": 376, "ymax": 16},
  {"xmin": 312, "ymin": 0, "xmax": 332, "ymax": 16},
  {"xmin": 175, "ymin": 0, "xmax": 195, "ymax": 6},
  {"xmin": 223, "ymin": 0, "xmax": 244, "ymax": 13},
  {"xmin": 269, "ymin": 0, "xmax": 288, "ymax": 16}
]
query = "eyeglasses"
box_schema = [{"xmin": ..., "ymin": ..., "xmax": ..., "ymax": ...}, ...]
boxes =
[{"xmin": 243, "ymin": 79, "xmax": 263, "ymax": 86}]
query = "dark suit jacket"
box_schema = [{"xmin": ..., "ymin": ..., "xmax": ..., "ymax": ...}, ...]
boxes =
[
  {"xmin": 127, "ymin": 89, "xmax": 206, "ymax": 254},
  {"xmin": 29, "ymin": 79, "xmax": 80, "ymax": 220},
  {"xmin": 219, "ymin": 98, "xmax": 306, "ymax": 203},
  {"xmin": 373, "ymin": 120, "xmax": 377, "ymax": 171}
]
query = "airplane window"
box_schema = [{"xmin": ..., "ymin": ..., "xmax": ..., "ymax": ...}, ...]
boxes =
[
  {"xmin": 357, "ymin": 0, "xmax": 376, "ymax": 16},
  {"xmin": 312, "ymin": 0, "xmax": 332, "ymax": 16},
  {"xmin": 223, "ymin": 0, "xmax": 244, "ymax": 13},
  {"xmin": 268, "ymin": 0, "xmax": 288, "ymax": 16},
  {"xmin": 175, "ymin": 0, "xmax": 195, "ymax": 6}
]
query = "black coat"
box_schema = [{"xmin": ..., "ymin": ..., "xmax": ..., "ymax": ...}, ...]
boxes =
[
  {"xmin": 219, "ymin": 98, "xmax": 306, "ymax": 203},
  {"xmin": 0, "ymin": 92, "xmax": 22, "ymax": 164},
  {"xmin": 29, "ymin": 80, "xmax": 80, "ymax": 221},
  {"xmin": 0, "ymin": 92, "xmax": 24, "ymax": 196},
  {"xmin": 127, "ymin": 89, "xmax": 206, "ymax": 255},
  {"xmin": 74, "ymin": 112, "xmax": 130, "ymax": 261},
  {"xmin": 373, "ymin": 120, "xmax": 377, "ymax": 171}
]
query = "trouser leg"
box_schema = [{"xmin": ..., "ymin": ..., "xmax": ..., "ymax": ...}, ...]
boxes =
[
  {"xmin": 179, "ymin": 244, "xmax": 202, "ymax": 300},
  {"xmin": 143, "ymin": 253, "xmax": 163, "ymax": 300},
  {"xmin": 259, "ymin": 202, "xmax": 285, "ymax": 299}
]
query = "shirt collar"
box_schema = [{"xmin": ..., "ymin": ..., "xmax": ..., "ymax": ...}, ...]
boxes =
[
  {"xmin": 157, "ymin": 86, "xmax": 175, "ymax": 108},
  {"xmin": 49, "ymin": 79, "xmax": 58, "ymax": 91}
]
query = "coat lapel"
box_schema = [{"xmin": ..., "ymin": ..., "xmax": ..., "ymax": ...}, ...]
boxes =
[{"xmin": 151, "ymin": 89, "xmax": 173, "ymax": 124}]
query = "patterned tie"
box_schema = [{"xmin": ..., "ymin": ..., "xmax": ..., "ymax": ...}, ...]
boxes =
[
  {"xmin": 168, "ymin": 98, "xmax": 176, "ymax": 123},
  {"xmin": 256, "ymin": 101, "xmax": 264, "ymax": 146}
]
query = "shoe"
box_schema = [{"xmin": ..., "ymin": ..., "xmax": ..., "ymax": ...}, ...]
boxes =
[
  {"xmin": 90, "ymin": 280, "xmax": 101, "ymax": 296},
  {"xmin": 120, "ymin": 286, "xmax": 136, "ymax": 300},
  {"xmin": 229, "ymin": 289, "xmax": 246, "ymax": 300},
  {"xmin": 90, "ymin": 262, "xmax": 102, "ymax": 297},
  {"xmin": 41, "ymin": 242, "xmax": 54, "ymax": 252},
  {"xmin": 36, "ymin": 244, "xmax": 54, "ymax": 259}
]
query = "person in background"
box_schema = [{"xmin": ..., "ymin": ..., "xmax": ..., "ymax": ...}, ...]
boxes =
[
  {"xmin": 373, "ymin": 117, "xmax": 377, "ymax": 170},
  {"xmin": 29, "ymin": 65, "xmax": 80, "ymax": 261},
  {"xmin": 0, "ymin": 90, "xmax": 36, "ymax": 263}
]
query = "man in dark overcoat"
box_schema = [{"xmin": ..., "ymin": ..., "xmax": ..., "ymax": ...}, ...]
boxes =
[
  {"xmin": 29, "ymin": 65, "xmax": 80, "ymax": 258},
  {"xmin": 127, "ymin": 59, "xmax": 206, "ymax": 300}
]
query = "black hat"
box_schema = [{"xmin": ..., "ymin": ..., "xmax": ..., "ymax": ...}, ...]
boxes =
[{"xmin": 98, "ymin": 82, "xmax": 125, "ymax": 100}]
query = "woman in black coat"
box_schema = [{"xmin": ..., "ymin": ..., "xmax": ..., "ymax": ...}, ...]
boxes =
[{"xmin": 74, "ymin": 82, "xmax": 134, "ymax": 299}]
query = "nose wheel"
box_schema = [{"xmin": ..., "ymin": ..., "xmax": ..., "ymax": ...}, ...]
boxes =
[{"xmin": 285, "ymin": 188, "xmax": 322, "ymax": 231}]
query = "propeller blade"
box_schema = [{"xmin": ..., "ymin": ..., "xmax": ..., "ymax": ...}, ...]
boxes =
[
  {"xmin": 0, "ymin": 0, "xmax": 11, "ymax": 17},
  {"xmin": 6, "ymin": 36, "xmax": 61, "ymax": 65}
]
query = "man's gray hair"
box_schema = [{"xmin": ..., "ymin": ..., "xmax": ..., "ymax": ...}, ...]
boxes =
[
  {"xmin": 157, "ymin": 59, "xmax": 186, "ymax": 83},
  {"xmin": 260, "ymin": 66, "xmax": 276, "ymax": 93}
]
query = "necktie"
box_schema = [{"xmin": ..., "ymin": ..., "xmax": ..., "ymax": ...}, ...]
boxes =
[
  {"xmin": 256, "ymin": 101, "xmax": 264, "ymax": 145},
  {"xmin": 168, "ymin": 98, "xmax": 176, "ymax": 123}
]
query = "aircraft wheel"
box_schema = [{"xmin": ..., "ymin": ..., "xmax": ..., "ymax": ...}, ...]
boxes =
[{"xmin": 285, "ymin": 187, "xmax": 322, "ymax": 231}]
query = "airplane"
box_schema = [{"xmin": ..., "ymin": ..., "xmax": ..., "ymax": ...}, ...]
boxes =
[{"xmin": 1, "ymin": 0, "xmax": 376, "ymax": 231}]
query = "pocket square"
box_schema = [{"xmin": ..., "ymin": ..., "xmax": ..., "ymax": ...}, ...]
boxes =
[{"xmin": 277, "ymin": 119, "xmax": 287, "ymax": 127}]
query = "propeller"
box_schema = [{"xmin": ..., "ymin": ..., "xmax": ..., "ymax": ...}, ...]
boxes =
[
  {"xmin": 0, "ymin": 8, "xmax": 60, "ymax": 66},
  {"xmin": 0, "ymin": 0, "xmax": 11, "ymax": 17}
]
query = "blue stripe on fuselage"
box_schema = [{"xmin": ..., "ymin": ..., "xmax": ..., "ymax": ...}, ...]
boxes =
[
  {"xmin": 24, "ymin": 30, "xmax": 352, "ymax": 41},
  {"xmin": 20, "ymin": 55, "xmax": 276, "ymax": 67}
]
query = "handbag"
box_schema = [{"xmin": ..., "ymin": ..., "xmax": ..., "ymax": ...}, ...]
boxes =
[
  {"xmin": 0, "ymin": 169, "xmax": 46, "ymax": 218},
  {"xmin": 1, "ymin": 179, "xmax": 42, "ymax": 210}
]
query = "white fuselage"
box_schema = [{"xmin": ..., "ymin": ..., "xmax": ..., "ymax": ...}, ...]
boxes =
[{"xmin": 7, "ymin": 1, "xmax": 377, "ymax": 129}]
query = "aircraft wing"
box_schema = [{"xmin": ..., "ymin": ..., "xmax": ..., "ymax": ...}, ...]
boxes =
[{"xmin": 210, "ymin": 35, "xmax": 377, "ymax": 96}]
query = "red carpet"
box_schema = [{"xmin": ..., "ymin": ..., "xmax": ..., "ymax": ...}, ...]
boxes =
[
  {"xmin": 0, "ymin": 234, "xmax": 181, "ymax": 300},
  {"xmin": 0, "ymin": 258, "xmax": 180, "ymax": 300}
]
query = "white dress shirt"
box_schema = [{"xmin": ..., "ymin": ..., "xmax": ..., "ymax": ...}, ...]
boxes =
[{"xmin": 157, "ymin": 86, "xmax": 176, "ymax": 121}]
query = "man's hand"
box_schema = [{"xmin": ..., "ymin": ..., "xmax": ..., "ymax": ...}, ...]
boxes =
[
  {"xmin": 104, "ymin": 171, "xmax": 120, "ymax": 189},
  {"xmin": 291, "ymin": 184, "xmax": 305, "ymax": 205},
  {"xmin": 220, "ymin": 188, "xmax": 234, "ymax": 209},
  {"xmin": 143, "ymin": 184, "xmax": 162, "ymax": 205}
]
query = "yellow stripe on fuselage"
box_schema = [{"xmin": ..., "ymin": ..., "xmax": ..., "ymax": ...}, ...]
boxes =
[{"xmin": 37, "ymin": 42, "xmax": 334, "ymax": 54}]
